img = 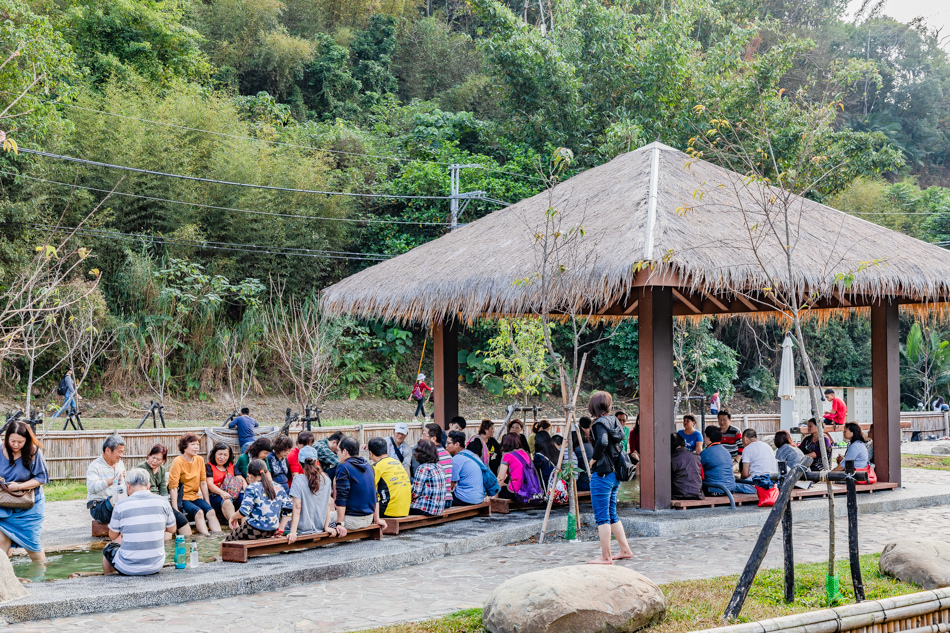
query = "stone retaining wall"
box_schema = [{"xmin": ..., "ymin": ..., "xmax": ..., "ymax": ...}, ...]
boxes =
[{"xmin": 700, "ymin": 587, "xmax": 950, "ymax": 633}]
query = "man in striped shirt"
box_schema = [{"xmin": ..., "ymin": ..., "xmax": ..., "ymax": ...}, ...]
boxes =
[
  {"xmin": 716, "ymin": 410, "xmax": 744, "ymax": 462},
  {"xmin": 103, "ymin": 468, "xmax": 176, "ymax": 576},
  {"xmin": 426, "ymin": 423, "xmax": 453, "ymax": 509}
]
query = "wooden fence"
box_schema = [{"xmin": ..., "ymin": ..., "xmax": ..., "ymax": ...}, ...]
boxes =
[
  {"xmin": 38, "ymin": 411, "xmax": 945, "ymax": 480},
  {"xmin": 699, "ymin": 586, "xmax": 950, "ymax": 633}
]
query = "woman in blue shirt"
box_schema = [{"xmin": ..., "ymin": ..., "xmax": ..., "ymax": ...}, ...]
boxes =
[
  {"xmin": 677, "ymin": 414, "xmax": 703, "ymax": 455},
  {"xmin": 0, "ymin": 422, "xmax": 49, "ymax": 563},
  {"xmin": 834, "ymin": 423, "xmax": 869, "ymax": 470}
]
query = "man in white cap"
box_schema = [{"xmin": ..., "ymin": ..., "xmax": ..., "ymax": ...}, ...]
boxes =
[
  {"xmin": 411, "ymin": 373, "xmax": 432, "ymax": 419},
  {"xmin": 388, "ymin": 422, "xmax": 413, "ymax": 474}
]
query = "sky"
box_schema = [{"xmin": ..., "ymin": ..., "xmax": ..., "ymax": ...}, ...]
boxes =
[{"xmin": 846, "ymin": 0, "xmax": 950, "ymax": 42}]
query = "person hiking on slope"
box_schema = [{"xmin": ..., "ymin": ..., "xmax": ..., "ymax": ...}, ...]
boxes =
[{"xmin": 410, "ymin": 374, "xmax": 433, "ymax": 419}]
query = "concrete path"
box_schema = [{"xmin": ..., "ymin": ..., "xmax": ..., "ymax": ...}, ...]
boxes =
[{"xmin": 15, "ymin": 489, "xmax": 950, "ymax": 633}]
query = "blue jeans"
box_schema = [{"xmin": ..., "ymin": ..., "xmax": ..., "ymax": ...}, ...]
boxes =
[
  {"xmin": 181, "ymin": 498, "xmax": 214, "ymax": 520},
  {"xmin": 590, "ymin": 471, "xmax": 620, "ymax": 526},
  {"xmin": 53, "ymin": 394, "xmax": 76, "ymax": 419},
  {"xmin": 734, "ymin": 482, "xmax": 756, "ymax": 494}
]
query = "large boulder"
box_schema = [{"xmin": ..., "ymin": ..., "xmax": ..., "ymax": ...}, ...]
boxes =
[
  {"xmin": 0, "ymin": 550, "xmax": 27, "ymax": 602},
  {"xmin": 880, "ymin": 539, "xmax": 950, "ymax": 589},
  {"xmin": 931, "ymin": 444, "xmax": 950, "ymax": 455},
  {"xmin": 483, "ymin": 564, "xmax": 666, "ymax": 633}
]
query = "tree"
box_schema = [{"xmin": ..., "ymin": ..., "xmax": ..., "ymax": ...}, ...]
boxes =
[
  {"xmin": 672, "ymin": 319, "xmax": 738, "ymax": 408},
  {"xmin": 261, "ymin": 285, "xmax": 341, "ymax": 417},
  {"xmin": 689, "ymin": 60, "xmax": 901, "ymax": 604},
  {"xmin": 483, "ymin": 318, "xmax": 555, "ymax": 405},
  {"xmin": 900, "ymin": 321, "xmax": 950, "ymax": 408},
  {"xmin": 220, "ymin": 313, "xmax": 263, "ymax": 411},
  {"xmin": 56, "ymin": 286, "xmax": 119, "ymax": 393}
]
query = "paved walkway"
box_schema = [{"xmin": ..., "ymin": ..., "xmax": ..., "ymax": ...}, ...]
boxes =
[{"xmin": 15, "ymin": 498, "xmax": 950, "ymax": 633}]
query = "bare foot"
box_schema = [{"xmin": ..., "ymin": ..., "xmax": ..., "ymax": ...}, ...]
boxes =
[
  {"xmin": 588, "ymin": 557, "xmax": 614, "ymax": 565},
  {"xmin": 612, "ymin": 551, "xmax": 633, "ymax": 560}
]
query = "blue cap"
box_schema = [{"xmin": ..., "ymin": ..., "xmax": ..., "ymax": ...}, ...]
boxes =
[{"xmin": 298, "ymin": 445, "xmax": 319, "ymax": 464}]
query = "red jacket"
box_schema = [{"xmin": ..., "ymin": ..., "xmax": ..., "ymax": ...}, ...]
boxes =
[{"xmin": 823, "ymin": 397, "xmax": 847, "ymax": 425}]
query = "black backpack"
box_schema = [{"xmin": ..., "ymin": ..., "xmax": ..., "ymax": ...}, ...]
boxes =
[{"xmin": 56, "ymin": 377, "xmax": 69, "ymax": 396}]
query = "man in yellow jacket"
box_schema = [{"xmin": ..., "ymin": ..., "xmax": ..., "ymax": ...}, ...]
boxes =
[{"xmin": 367, "ymin": 437, "xmax": 411, "ymax": 518}]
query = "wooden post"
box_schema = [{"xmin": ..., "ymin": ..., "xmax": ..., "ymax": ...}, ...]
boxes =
[
  {"xmin": 724, "ymin": 467, "xmax": 803, "ymax": 620},
  {"xmin": 432, "ymin": 320, "xmax": 459, "ymax": 431},
  {"xmin": 871, "ymin": 300, "xmax": 900, "ymax": 486},
  {"xmin": 845, "ymin": 460, "xmax": 865, "ymax": 602},
  {"xmin": 779, "ymin": 462, "xmax": 794, "ymax": 603},
  {"xmin": 638, "ymin": 287, "xmax": 674, "ymax": 510}
]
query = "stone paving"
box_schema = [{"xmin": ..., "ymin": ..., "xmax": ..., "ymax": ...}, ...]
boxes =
[{"xmin": 14, "ymin": 490, "xmax": 950, "ymax": 633}]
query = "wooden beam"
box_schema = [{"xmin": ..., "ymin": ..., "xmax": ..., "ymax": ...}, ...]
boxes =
[
  {"xmin": 734, "ymin": 294, "xmax": 759, "ymax": 311},
  {"xmin": 833, "ymin": 291, "xmax": 852, "ymax": 307},
  {"xmin": 672, "ymin": 288, "xmax": 701, "ymax": 314},
  {"xmin": 623, "ymin": 300, "xmax": 639, "ymax": 315},
  {"xmin": 701, "ymin": 291, "xmax": 730, "ymax": 312},
  {"xmin": 871, "ymin": 300, "xmax": 900, "ymax": 486},
  {"xmin": 597, "ymin": 290, "xmax": 626, "ymax": 315},
  {"xmin": 432, "ymin": 320, "xmax": 460, "ymax": 430},
  {"xmin": 638, "ymin": 287, "xmax": 673, "ymax": 510}
]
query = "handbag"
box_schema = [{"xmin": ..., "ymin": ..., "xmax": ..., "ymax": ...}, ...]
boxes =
[
  {"xmin": 854, "ymin": 465, "xmax": 877, "ymax": 484},
  {"xmin": 0, "ymin": 479, "xmax": 35, "ymax": 510},
  {"xmin": 221, "ymin": 471, "xmax": 244, "ymax": 498},
  {"xmin": 756, "ymin": 486, "xmax": 779, "ymax": 507}
]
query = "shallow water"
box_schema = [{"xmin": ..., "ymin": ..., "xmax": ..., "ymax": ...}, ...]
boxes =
[{"xmin": 11, "ymin": 535, "xmax": 225, "ymax": 582}]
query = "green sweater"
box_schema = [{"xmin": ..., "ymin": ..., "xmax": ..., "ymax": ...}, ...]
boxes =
[{"xmin": 137, "ymin": 461, "xmax": 169, "ymax": 496}]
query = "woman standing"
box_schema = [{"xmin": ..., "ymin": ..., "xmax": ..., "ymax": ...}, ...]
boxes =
[
  {"xmin": 206, "ymin": 443, "xmax": 245, "ymax": 522},
  {"xmin": 137, "ymin": 444, "xmax": 191, "ymax": 536},
  {"xmin": 588, "ymin": 391, "xmax": 633, "ymax": 565},
  {"xmin": 410, "ymin": 441, "xmax": 448, "ymax": 516},
  {"xmin": 798, "ymin": 418, "xmax": 833, "ymax": 472},
  {"xmin": 287, "ymin": 447, "xmax": 335, "ymax": 542},
  {"xmin": 467, "ymin": 420, "xmax": 501, "ymax": 474},
  {"xmin": 170, "ymin": 433, "xmax": 221, "ymax": 535},
  {"xmin": 226, "ymin": 459, "xmax": 292, "ymax": 542},
  {"xmin": 0, "ymin": 422, "xmax": 49, "ymax": 563}
]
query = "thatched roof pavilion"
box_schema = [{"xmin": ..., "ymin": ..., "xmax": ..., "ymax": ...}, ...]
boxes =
[{"xmin": 323, "ymin": 142, "xmax": 950, "ymax": 509}]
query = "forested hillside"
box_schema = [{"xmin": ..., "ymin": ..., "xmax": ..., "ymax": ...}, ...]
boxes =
[{"xmin": 1, "ymin": 0, "xmax": 949, "ymax": 412}]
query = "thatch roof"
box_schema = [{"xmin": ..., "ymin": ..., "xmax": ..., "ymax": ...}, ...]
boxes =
[{"xmin": 322, "ymin": 142, "xmax": 950, "ymax": 323}]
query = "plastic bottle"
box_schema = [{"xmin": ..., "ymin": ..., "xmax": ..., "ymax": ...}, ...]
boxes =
[
  {"xmin": 174, "ymin": 536, "xmax": 186, "ymax": 569},
  {"xmin": 190, "ymin": 541, "xmax": 199, "ymax": 568}
]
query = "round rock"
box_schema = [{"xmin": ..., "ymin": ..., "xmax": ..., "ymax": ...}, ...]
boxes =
[
  {"xmin": 880, "ymin": 538, "xmax": 950, "ymax": 589},
  {"xmin": 931, "ymin": 444, "xmax": 950, "ymax": 455},
  {"xmin": 483, "ymin": 564, "xmax": 666, "ymax": 633}
]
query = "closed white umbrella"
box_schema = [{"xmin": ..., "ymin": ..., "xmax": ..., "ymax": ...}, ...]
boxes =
[
  {"xmin": 778, "ymin": 334, "xmax": 796, "ymax": 400},
  {"xmin": 779, "ymin": 333, "xmax": 796, "ymax": 431}
]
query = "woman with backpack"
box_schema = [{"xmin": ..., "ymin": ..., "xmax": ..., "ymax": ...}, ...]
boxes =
[
  {"xmin": 588, "ymin": 391, "xmax": 633, "ymax": 565},
  {"xmin": 495, "ymin": 433, "xmax": 544, "ymax": 504},
  {"xmin": 410, "ymin": 374, "xmax": 433, "ymax": 419}
]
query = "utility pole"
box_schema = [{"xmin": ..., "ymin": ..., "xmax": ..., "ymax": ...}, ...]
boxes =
[{"xmin": 449, "ymin": 164, "xmax": 486, "ymax": 231}]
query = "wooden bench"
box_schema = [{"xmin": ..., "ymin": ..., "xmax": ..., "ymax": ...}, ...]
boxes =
[
  {"xmin": 490, "ymin": 490, "xmax": 591, "ymax": 515},
  {"xmin": 220, "ymin": 524, "xmax": 383, "ymax": 563},
  {"xmin": 670, "ymin": 481, "xmax": 898, "ymax": 510},
  {"xmin": 382, "ymin": 501, "xmax": 491, "ymax": 535},
  {"xmin": 92, "ymin": 521, "xmax": 110, "ymax": 537}
]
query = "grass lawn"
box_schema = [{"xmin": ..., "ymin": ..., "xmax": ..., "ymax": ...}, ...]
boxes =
[
  {"xmin": 44, "ymin": 479, "xmax": 88, "ymax": 502},
  {"xmin": 901, "ymin": 454, "xmax": 950, "ymax": 471},
  {"xmin": 46, "ymin": 417, "xmax": 369, "ymax": 432},
  {"xmin": 354, "ymin": 554, "xmax": 917, "ymax": 633}
]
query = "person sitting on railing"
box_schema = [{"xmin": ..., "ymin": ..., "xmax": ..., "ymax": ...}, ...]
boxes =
[
  {"xmin": 236, "ymin": 438, "xmax": 273, "ymax": 478},
  {"xmin": 267, "ymin": 435, "xmax": 294, "ymax": 493},
  {"xmin": 87, "ymin": 434, "xmax": 126, "ymax": 525},
  {"xmin": 335, "ymin": 438, "xmax": 387, "ymax": 535},
  {"xmin": 410, "ymin": 441, "xmax": 447, "ymax": 516},
  {"xmin": 287, "ymin": 446, "xmax": 336, "ymax": 543},
  {"xmin": 225, "ymin": 459, "xmax": 292, "ymax": 542},
  {"xmin": 700, "ymin": 426, "xmax": 738, "ymax": 496},
  {"xmin": 798, "ymin": 418, "xmax": 833, "ymax": 472},
  {"xmin": 822, "ymin": 389, "xmax": 847, "ymax": 426},
  {"xmin": 737, "ymin": 429, "xmax": 777, "ymax": 494},
  {"xmin": 833, "ymin": 423, "xmax": 870, "ymax": 471},
  {"xmin": 102, "ymin": 468, "xmax": 176, "ymax": 575},
  {"xmin": 368, "ymin": 437, "xmax": 411, "ymax": 519},
  {"xmin": 671, "ymin": 433, "xmax": 703, "ymax": 500}
]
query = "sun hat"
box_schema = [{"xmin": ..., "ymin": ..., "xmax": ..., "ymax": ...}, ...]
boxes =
[{"xmin": 394, "ymin": 422, "xmax": 410, "ymax": 435}]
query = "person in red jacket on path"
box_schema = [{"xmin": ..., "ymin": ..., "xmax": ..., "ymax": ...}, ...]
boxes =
[{"xmin": 823, "ymin": 389, "xmax": 847, "ymax": 426}]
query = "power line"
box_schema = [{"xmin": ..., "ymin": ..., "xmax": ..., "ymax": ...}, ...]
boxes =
[
  {"xmin": 8, "ymin": 222, "xmax": 391, "ymax": 261},
  {"xmin": 43, "ymin": 100, "xmax": 543, "ymax": 182},
  {"xmin": 19, "ymin": 147, "xmax": 498, "ymax": 202},
  {"xmin": 0, "ymin": 170, "xmax": 453, "ymax": 226}
]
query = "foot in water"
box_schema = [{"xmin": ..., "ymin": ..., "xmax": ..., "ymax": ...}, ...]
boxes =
[{"xmin": 588, "ymin": 557, "xmax": 614, "ymax": 565}]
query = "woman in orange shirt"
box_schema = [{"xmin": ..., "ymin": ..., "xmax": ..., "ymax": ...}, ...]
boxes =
[{"xmin": 169, "ymin": 433, "xmax": 221, "ymax": 535}]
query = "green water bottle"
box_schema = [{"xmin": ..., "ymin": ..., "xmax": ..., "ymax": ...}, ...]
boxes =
[{"xmin": 174, "ymin": 536, "xmax": 187, "ymax": 569}]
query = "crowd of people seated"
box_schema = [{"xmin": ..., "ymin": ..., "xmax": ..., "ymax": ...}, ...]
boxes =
[
  {"xmin": 672, "ymin": 410, "xmax": 875, "ymax": 501},
  {"xmin": 81, "ymin": 402, "xmax": 876, "ymax": 575}
]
